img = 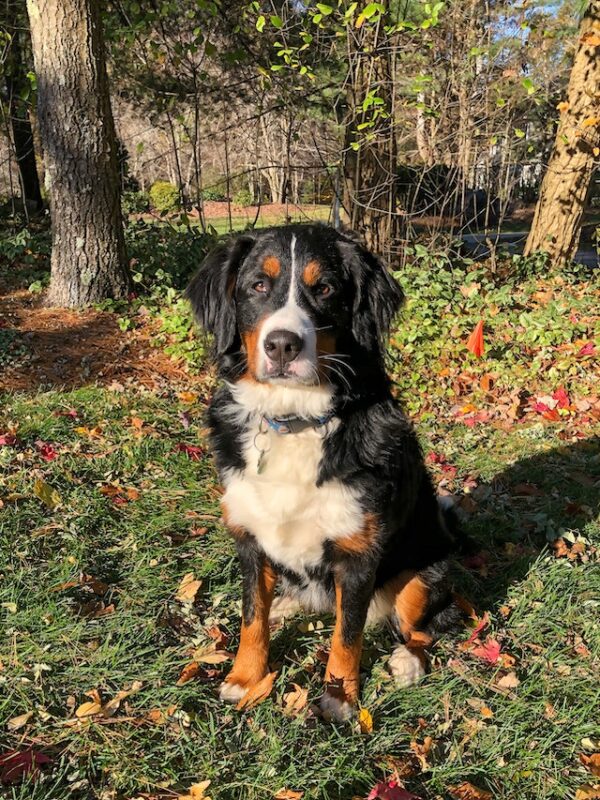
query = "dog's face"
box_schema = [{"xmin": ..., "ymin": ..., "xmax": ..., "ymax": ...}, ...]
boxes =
[{"xmin": 186, "ymin": 224, "xmax": 404, "ymax": 388}]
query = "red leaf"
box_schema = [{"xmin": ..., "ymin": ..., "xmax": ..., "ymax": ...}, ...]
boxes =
[
  {"xmin": 578, "ymin": 341, "xmax": 595, "ymax": 356},
  {"xmin": 0, "ymin": 434, "xmax": 17, "ymax": 446},
  {"xmin": 175, "ymin": 443, "xmax": 205, "ymax": 462},
  {"xmin": 367, "ymin": 781, "xmax": 421, "ymax": 800},
  {"xmin": 532, "ymin": 401, "xmax": 549, "ymax": 413},
  {"xmin": 0, "ymin": 749, "xmax": 52, "ymax": 784},
  {"xmin": 471, "ymin": 637, "xmax": 501, "ymax": 664},
  {"xmin": 552, "ymin": 387, "xmax": 570, "ymax": 409},
  {"xmin": 36, "ymin": 441, "xmax": 58, "ymax": 461},
  {"xmin": 467, "ymin": 611, "xmax": 489, "ymax": 643},
  {"xmin": 466, "ymin": 321, "xmax": 485, "ymax": 358}
]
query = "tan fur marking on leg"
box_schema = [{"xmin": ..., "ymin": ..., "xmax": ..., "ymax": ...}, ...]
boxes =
[
  {"xmin": 390, "ymin": 571, "xmax": 432, "ymax": 645},
  {"xmin": 224, "ymin": 562, "xmax": 277, "ymax": 690},
  {"xmin": 334, "ymin": 513, "xmax": 379, "ymax": 555},
  {"xmin": 324, "ymin": 582, "xmax": 362, "ymax": 702}
]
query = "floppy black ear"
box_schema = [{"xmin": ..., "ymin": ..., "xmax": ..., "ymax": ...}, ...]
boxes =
[
  {"xmin": 338, "ymin": 238, "xmax": 404, "ymax": 351},
  {"xmin": 185, "ymin": 234, "xmax": 255, "ymax": 356}
]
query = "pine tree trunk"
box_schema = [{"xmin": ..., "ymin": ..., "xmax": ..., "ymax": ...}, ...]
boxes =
[
  {"xmin": 524, "ymin": 2, "xmax": 600, "ymax": 263},
  {"xmin": 26, "ymin": 0, "xmax": 129, "ymax": 307},
  {"xmin": 341, "ymin": 17, "xmax": 399, "ymax": 259},
  {"xmin": 4, "ymin": 23, "xmax": 44, "ymax": 214}
]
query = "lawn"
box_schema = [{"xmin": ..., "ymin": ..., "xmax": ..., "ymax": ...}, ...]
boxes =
[{"xmin": 0, "ymin": 234, "xmax": 599, "ymax": 800}]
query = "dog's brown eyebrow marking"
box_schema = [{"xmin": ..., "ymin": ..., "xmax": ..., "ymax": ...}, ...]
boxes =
[
  {"xmin": 302, "ymin": 260, "xmax": 321, "ymax": 286},
  {"xmin": 262, "ymin": 256, "xmax": 281, "ymax": 278}
]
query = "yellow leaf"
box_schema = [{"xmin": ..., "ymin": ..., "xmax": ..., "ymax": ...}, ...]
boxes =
[
  {"xmin": 582, "ymin": 117, "xmax": 600, "ymax": 128},
  {"xmin": 101, "ymin": 680, "xmax": 143, "ymax": 717},
  {"xmin": 581, "ymin": 32, "xmax": 600, "ymax": 46},
  {"xmin": 358, "ymin": 706, "xmax": 373, "ymax": 733},
  {"xmin": 274, "ymin": 790, "xmax": 304, "ymax": 800},
  {"xmin": 176, "ymin": 572, "xmax": 202, "ymax": 603},
  {"xmin": 556, "ymin": 101, "xmax": 569, "ymax": 113},
  {"xmin": 575, "ymin": 786, "xmax": 600, "ymax": 800},
  {"xmin": 75, "ymin": 700, "xmax": 102, "ymax": 718},
  {"xmin": 7, "ymin": 711, "xmax": 34, "ymax": 731},
  {"xmin": 236, "ymin": 671, "xmax": 277, "ymax": 710},
  {"xmin": 33, "ymin": 478, "xmax": 62, "ymax": 509},
  {"xmin": 178, "ymin": 391, "xmax": 198, "ymax": 404},
  {"xmin": 178, "ymin": 780, "xmax": 212, "ymax": 800},
  {"xmin": 480, "ymin": 705, "xmax": 494, "ymax": 719}
]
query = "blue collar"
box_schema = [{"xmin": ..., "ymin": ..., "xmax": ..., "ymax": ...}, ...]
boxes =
[{"xmin": 262, "ymin": 412, "xmax": 334, "ymax": 435}]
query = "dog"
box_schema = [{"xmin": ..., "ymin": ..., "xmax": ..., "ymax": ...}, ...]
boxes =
[{"xmin": 186, "ymin": 223, "xmax": 463, "ymax": 721}]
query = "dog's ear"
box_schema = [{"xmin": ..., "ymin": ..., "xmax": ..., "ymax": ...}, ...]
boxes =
[
  {"xmin": 185, "ymin": 234, "xmax": 255, "ymax": 356},
  {"xmin": 338, "ymin": 238, "xmax": 404, "ymax": 351}
]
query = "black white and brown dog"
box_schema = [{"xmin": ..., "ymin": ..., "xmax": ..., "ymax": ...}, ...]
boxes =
[{"xmin": 186, "ymin": 223, "xmax": 463, "ymax": 721}]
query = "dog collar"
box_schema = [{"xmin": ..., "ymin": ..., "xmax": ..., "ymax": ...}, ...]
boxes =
[{"xmin": 262, "ymin": 412, "xmax": 334, "ymax": 435}]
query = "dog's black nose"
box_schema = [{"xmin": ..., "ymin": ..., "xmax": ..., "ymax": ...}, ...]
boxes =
[{"xmin": 263, "ymin": 329, "xmax": 303, "ymax": 365}]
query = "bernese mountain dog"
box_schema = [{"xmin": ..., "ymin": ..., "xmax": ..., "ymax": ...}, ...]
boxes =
[{"xmin": 186, "ymin": 223, "xmax": 463, "ymax": 721}]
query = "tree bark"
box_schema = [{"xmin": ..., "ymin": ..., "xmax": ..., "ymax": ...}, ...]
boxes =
[
  {"xmin": 524, "ymin": 1, "xmax": 600, "ymax": 263},
  {"xmin": 3, "ymin": 19, "xmax": 44, "ymax": 214},
  {"xmin": 341, "ymin": 16, "xmax": 399, "ymax": 260},
  {"xmin": 26, "ymin": 0, "xmax": 129, "ymax": 307}
]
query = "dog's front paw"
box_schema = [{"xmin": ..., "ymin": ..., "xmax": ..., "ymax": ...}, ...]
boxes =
[
  {"xmin": 319, "ymin": 687, "xmax": 357, "ymax": 722},
  {"xmin": 218, "ymin": 680, "xmax": 249, "ymax": 704},
  {"xmin": 388, "ymin": 644, "xmax": 427, "ymax": 688}
]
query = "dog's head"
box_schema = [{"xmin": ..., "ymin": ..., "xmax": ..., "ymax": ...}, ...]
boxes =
[{"xmin": 186, "ymin": 224, "xmax": 404, "ymax": 390}]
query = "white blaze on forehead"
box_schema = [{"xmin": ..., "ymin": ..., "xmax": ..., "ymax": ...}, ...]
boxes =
[{"xmin": 288, "ymin": 233, "xmax": 298, "ymax": 306}]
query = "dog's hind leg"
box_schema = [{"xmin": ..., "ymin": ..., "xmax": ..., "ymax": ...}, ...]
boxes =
[{"xmin": 387, "ymin": 562, "xmax": 461, "ymax": 688}]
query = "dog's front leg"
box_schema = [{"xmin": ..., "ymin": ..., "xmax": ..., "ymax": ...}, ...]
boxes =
[
  {"xmin": 219, "ymin": 537, "xmax": 277, "ymax": 704},
  {"xmin": 320, "ymin": 563, "xmax": 375, "ymax": 721}
]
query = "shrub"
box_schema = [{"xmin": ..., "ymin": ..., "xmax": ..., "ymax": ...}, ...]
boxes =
[
  {"xmin": 149, "ymin": 181, "xmax": 180, "ymax": 214},
  {"xmin": 201, "ymin": 186, "xmax": 227, "ymax": 202},
  {"xmin": 122, "ymin": 190, "xmax": 150, "ymax": 215},
  {"xmin": 233, "ymin": 188, "xmax": 254, "ymax": 207}
]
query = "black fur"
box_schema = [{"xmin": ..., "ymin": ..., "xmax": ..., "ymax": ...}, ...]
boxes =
[{"xmin": 188, "ymin": 223, "xmax": 463, "ymax": 675}]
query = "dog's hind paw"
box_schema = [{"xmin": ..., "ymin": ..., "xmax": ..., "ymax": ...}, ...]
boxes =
[{"xmin": 388, "ymin": 644, "xmax": 427, "ymax": 688}]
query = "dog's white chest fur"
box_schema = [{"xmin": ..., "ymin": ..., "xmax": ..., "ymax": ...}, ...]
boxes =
[{"xmin": 222, "ymin": 415, "xmax": 362, "ymax": 574}]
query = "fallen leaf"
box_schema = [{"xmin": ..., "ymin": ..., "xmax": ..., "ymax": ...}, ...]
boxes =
[
  {"xmin": 33, "ymin": 478, "xmax": 61, "ymax": 509},
  {"xmin": 581, "ymin": 754, "xmax": 600, "ymax": 777},
  {"xmin": 176, "ymin": 572, "xmax": 202, "ymax": 603},
  {"xmin": 449, "ymin": 782, "xmax": 493, "ymax": 800},
  {"xmin": 466, "ymin": 320, "xmax": 485, "ymax": 358},
  {"xmin": 497, "ymin": 671, "xmax": 520, "ymax": 689},
  {"xmin": 367, "ymin": 780, "xmax": 421, "ymax": 800},
  {"xmin": 175, "ymin": 443, "xmax": 204, "ymax": 461},
  {"xmin": 282, "ymin": 683, "xmax": 308, "ymax": 716},
  {"xmin": 409, "ymin": 736, "xmax": 432, "ymax": 771},
  {"xmin": 178, "ymin": 391, "xmax": 199, "ymax": 403},
  {"xmin": 471, "ymin": 638, "xmax": 501, "ymax": 664},
  {"xmin": 101, "ymin": 680, "xmax": 143, "ymax": 717},
  {"xmin": 176, "ymin": 661, "xmax": 201, "ymax": 686},
  {"xmin": 35, "ymin": 441, "xmax": 58, "ymax": 461},
  {"xmin": 274, "ymin": 790, "xmax": 304, "ymax": 800},
  {"xmin": 192, "ymin": 647, "xmax": 233, "ymax": 665},
  {"xmin": 236, "ymin": 671, "xmax": 277, "ymax": 710},
  {"xmin": 467, "ymin": 612, "xmax": 489, "ymax": 643},
  {"xmin": 178, "ymin": 780, "xmax": 212, "ymax": 800},
  {"xmin": 358, "ymin": 706, "xmax": 373, "ymax": 734},
  {"xmin": 0, "ymin": 749, "xmax": 52, "ymax": 785},
  {"xmin": 6, "ymin": 711, "xmax": 33, "ymax": 731},
  {"xmin": 575, "ymin": 785, "xmax": 600, "ymax": 800}
]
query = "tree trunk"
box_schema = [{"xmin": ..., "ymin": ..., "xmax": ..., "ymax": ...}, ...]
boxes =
[
  {"xmin": 26, "ymin": 0, "xmax": 129, "ymax": 307},
  {"xmin": 4, "ymin": 21, "xmax": 44, "ymax": 214},
  {"xmin": 524, "ymin": 2, "xmax": 600, "ymax": 263},
  {"xmin": 341, "ymin": 16, "xmax": 399, "ymax": 259}
]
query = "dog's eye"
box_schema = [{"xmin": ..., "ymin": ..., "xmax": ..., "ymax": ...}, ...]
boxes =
[
  {"xmin": 253, "ymin": 281, "xmax": 269, "ymax": 294},
  {"xmin": 315, "ymin": 283, "xmax": 332, "ymax": 297}
]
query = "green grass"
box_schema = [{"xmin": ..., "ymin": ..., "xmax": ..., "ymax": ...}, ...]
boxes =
[
  {"xmin": 1, "ymin": 245, "xmax": 599, "ymax": 799},
  {"xmin": 1, "ymin": 386, "xmax": 598, "ymax": 800},
  {"xmin": 202, "ymin": 205, "xmax": 331, "ymax": 235}
]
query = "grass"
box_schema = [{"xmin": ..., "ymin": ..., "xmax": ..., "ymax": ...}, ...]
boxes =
[
  {"xmin": 201, "ymin": 205, "xmax": 331, "ymax": 235},
  {"xmin": 1, "ymin": 245, "xmax": 599, "ymax": 800}
]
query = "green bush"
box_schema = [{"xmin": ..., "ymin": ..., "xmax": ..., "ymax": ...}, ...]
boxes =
[
  {"xmin": 201, "ymin": 186, "xmax": 227, "ymax": 202},
  {"xmin": 233, "ymin": 188, "xmax": 254, "ymax": 207},
  {"xmin": 149, "ymin": 181, "xmax": 180, "ymax": 214},
  {"xmin": 122, "ymin": 190, "xmax": 150, "ymax": 215}
]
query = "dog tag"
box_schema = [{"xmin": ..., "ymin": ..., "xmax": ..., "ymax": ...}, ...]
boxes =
[{"xmin": 257, "ymin": 450, "xmax": 267, "ymax": 474}]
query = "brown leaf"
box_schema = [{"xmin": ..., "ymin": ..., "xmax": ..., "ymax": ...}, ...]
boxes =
[
  {"xmin": 236, "ymin": 671, "xmax": 277, "ymax": 711},
  {"xmin": 178, "ymin": 780, "xmax": 212, "ymax": 800},
  {"xmin": 497, "ymin": 671, "xmax": 520, "ymax": 689},
  {"xmin": 101, "ymin": 680, "xmax": 143, "ymax": 717},
  {"xmin": 575, "ymin": 786, "xmax": 600, "ymax": 800},
  {"xmin": 282, "ymin": 683, "xmax": 308, "ymax": 716},
  {"xmin": 449, "ymin": 782, "xmax": 493, "ymax": 800},
  {"xmin": 176, "ymin": 661, "xmax": 201, "ymax": 686},
  {"xmin": 274, "ymin": 790, "xmax": 304, "ymax": 800},
  {"xmin": 7, "ymin": 712, "xmax": 33, "ymax": 731},
  {"xmin": 581, "ymin": 755, "xmax": 600, "ymax": 778},
  {"xmin": 176, "ymin": 572, "xmax": 202, "ymax": 603},
  {"xmin": 409, "ymin": 736, "xmax": 432, "ymax": 771}
]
